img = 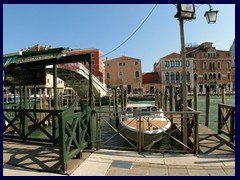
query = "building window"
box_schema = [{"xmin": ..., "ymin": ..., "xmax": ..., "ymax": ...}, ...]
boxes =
[
  {"xmin": 209, "ymin": 62, "xmax": 212, "ymax": 70},
  {"xmin": 170, "ymin": 72, "xmax": 174, "ymax": 80},
  {"xmin": 227, "ymin": 62, "xmax": 230, "ymax": 69},
  {"xmin": 170, "ymin": 61, "xmax": 175, "ymax": 67},
  {"xmin": 213, "ymin": 62, "xmax": 216, "ymax": 70},
  {"xmin": 176, "ymin": 72, "xmax": 180, "ymax": 80},
  {"xmin": 209, "ymin": 73, "xmax": 212, "ymax": 80},
  {"xmin": 203, "ymin": 62, "xmax": 207, "ymax": 69},
  {"xmin": 186, "ymin": 60, "xmax": 190, "ymax": 67},
  {"xmin": 193, "ymin": 63, "xmax": 196, "ymax": 70},
  {"xmin": 213, "ymin": 73, "xmax": 216, "ymax": 79},
  {"xmin": 165, "ymin": 72, "xmax": 169, "ymax": 81},
  {"xmin": 123, "ymin": 62, "xmax": 125, "ymax": 66},
  {"xmin": 218, "ymin": 73, "xmax": 221, "ymax": 80},
  {"xmin": 119, "ymin": 62, "xmax": 122, "ymax": 66},
  {"xmin": 135, "ymin": 71, "xmax": 140, "ymax": 80},
  {"xmin": 91, "ymin": 53, "xmax": 95, "ymax": 58},
  {"xmin": 107, "ymin": 73, "xmax": 110, "ymax": 79},
  {"xmin": 92, "ymin": 60, "xmax": 94, "ymax": 65},
  {"xmin": 176, "ymin": 61, "xmax": 180, "ymax": 67},
  {"xmin": 119, "ymin": 72, "xmax": 123, "ymax": 80},
  {"xmin": 218, "ymin": 62, "xmax": 221, "ymax": 69},
  {"xmin": 204, "ymin": 73, "xmax": 207, "ymax": 80},
  {"xmin": 228, "ymin": 73, "xmax": 231, "ymax": 80},
  {"xmin": 165, "ymin": 61, "xmax": 169, "ymax": 67},
  {"xmin": 47, "ymin": 79, "xmax": 49, "ymax": 83},
  {"xmin": 194, "ymin": 73, "xmax": 197, "ymax": 81},
  {"xmin": 135, "ymin": 61, "xmax": 138, "ymax": 65}
]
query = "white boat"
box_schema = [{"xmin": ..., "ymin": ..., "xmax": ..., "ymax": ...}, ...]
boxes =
[{"xmin": 120, "ymin": 104, "xmax": 171, "ymax": 147}]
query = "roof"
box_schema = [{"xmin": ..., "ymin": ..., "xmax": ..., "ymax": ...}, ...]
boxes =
[
  {"xmin": 68, "ymin": 48, "xmax": 100, "ymax": 56},
  {"xmin": 142, "ymin": 72, "xmax": 159, "ymax": 84},
  {"xmin": 161, "ymin": 52, "xmax": 181, "ymax": 59},
  {"xmin": 107, "ymin": 56, "xmax": 141, "ymax": 61}
]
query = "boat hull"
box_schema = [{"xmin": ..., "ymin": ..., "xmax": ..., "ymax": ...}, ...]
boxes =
[{"xmin": 122, "ymin": 127, "xmax": 164, "ymax": 148}]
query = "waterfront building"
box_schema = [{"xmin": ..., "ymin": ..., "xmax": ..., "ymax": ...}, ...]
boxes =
[
  {"xmin": 186, "ymin": 42, "xmax": 235, "ymax": 94},
  {"xmin": 142, "ymin": 72, "xmax": 160, "ymax": 94},
  {"xmin": 105, "ymin": 56, "xmax": 142, "ymax": 94},
  {"xmin": 155, "ymin": 52, "xmax": 194, "ymax": 94}
]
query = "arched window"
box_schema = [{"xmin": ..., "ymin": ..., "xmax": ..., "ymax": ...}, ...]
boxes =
[
  {"xmin": 170, "ymin": 72, "xmax": 175, "ymax": 80},
  {"xmin": 218, "ymin": 73, "xmax": 221, "ymax": 80},
  {"xmin": 176, "ymin": 72, "xmax": 180, "ymax": 80},
  {"xmin": 213, "ymin": 73, "xmax": 216, "ymax": 79},
  {"xmin": 135, "ymin": 71, "xmax": 139, "ymax": 79},
  {"xmin": 204, "ymin": 73, "xmax": 207, "ymax": 80},
  {"xmin": 209, "ymin": 62, "xmax": 212, "ymax": 70},
  {"xmin": 165, "ymin": 72, "xmax": 169, "ymax": 81},
  {"xmin": 194, "ymin": 73, "xmax": 197, "ymax": 81},
  {"xmin": 209, "ymin": 73, "xmax": 212, "ymax": 80},
  {"xmin": 218, "ymin": 62, "xmax": 221, "ymax": 69},
  {"xmin": 213, "ymin": 62, "xmax": 216, "ymax": 70}
]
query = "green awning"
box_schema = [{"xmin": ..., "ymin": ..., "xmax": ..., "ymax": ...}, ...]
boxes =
[{"xmin": 3, "ymin": 56, "xmax": 18, "ymax": 68}]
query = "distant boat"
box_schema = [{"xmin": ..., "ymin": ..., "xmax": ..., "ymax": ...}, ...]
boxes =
[{"xmin": 120, "ymin": 104, "xmax": 171, "ymax": 147}]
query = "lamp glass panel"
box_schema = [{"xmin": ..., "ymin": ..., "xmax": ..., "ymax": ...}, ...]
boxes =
[{"xmin": 181, "ymin": 4, "xmax": 195, "ymax": 12}]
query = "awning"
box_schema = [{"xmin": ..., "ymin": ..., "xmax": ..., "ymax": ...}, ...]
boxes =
[{"xmin": 3, "ymin": 56, "xmax": 18, "ymax": 68}]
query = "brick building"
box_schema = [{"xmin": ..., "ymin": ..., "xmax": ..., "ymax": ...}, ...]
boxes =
[
  {"xmin": 142, "ymin": 72, "xmax": 160, "ymax": 94},
  {"xmin": 186, "ymin": 42, "xmax": 234, "ymax": 94}
]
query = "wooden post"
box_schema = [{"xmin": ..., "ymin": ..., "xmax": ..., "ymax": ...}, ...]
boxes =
[
  {"xmin": 108, "ymin": 89, "xmax": 112, "ymax": 121},
  {"xmin": 155, "ymin": 89, "xmax": 159, "ymax": 109},
  {"xmin": 221, "ymin": 86, "xmax": 225, "ymax": 104},
  {"xmin": 114, "ymin": 88, "xmax": 119, "ymax": 125},
  {"xmin": 205, "ymin": 85, "xmax": 210, "ymax": 127},
  {"xmin": 194, "ymin": 112, "xmax": 199, "ymax": 156},
  {"xmin": 99, "ymin": 90, "xmax": 101, "ymax": 111},
  {"xmin": 169, "ymin": 85, "xmax": 173, "ymax": 111},
  {"xmin": 121, "ymin": 86, "xmax": 124, "ymax": 111},
  {"xmin": 123, "ymin": 89, "xmax": 127, "ymax": 111},
  {"xmin": 164, "ymin": 88, "xmax": 168, "ymax": 111},
  {"xmin": 194, "ymin": 85, "xmax": 198, "ymax": 111}
]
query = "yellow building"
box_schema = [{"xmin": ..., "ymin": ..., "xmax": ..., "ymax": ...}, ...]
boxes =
[{"xmin": 105, "ymin": 56, "xmax": 142, "ymax": 94}]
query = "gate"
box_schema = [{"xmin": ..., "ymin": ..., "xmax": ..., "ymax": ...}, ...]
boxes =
[{"xmin": 95, "ymin": 108, "xmax": 200, "ymax": 155}]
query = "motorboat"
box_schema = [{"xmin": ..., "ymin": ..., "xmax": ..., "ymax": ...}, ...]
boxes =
[{"xmin": 120, "ymin": 104, "xmax": 171, "ymax": 147}]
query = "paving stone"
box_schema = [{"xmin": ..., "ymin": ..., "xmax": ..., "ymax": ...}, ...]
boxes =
[
  {"xmin": 168, "ymin": 165, "xmax": 189, "ymax": 176},
  {"xmin": 222, "ymin": 167, "xmax": 235, "ymax": 176},
  {"xmin": 148, "ymin": 165, "xmax": 168, "ymax": 176},
  {"xmin": 187, "ymin": 166, "xmax": 209, "ymax": 176},
  {"xmin": 203, "ymin": 166, "xmax": 227, "ymax": 176},
  {"xmin": 106, "ymin": 167, "xmax": 129, "ymax": 176}
]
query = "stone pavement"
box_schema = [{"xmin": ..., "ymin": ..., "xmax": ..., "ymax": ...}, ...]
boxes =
[{"xmin": 3, "ymin": 149, "xmax": 235, "ymax": 176}]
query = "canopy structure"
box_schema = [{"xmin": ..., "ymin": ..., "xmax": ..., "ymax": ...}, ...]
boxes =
[{"xmin": 3, "ymin": 47, "xmax": 94, "ymax": 107}]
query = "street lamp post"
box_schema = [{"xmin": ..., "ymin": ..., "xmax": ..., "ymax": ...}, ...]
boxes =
[{"xmin": 175, "ymin": 4, "xmax": 218, "ymax": 151}]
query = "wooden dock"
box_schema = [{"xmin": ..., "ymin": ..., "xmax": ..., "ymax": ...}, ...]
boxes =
[
  {"xmin": 3, "ymin": 123, "xmax": 235, "ymax": 174},
  {"xmin": 198, "ymin": 123, "xmax": 235, "ymax": 155}
]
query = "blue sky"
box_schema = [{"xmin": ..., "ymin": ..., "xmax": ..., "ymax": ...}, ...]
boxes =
[{"xmin": 3, "ymin": 4, "xmax": 235, "ymax": 72}]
